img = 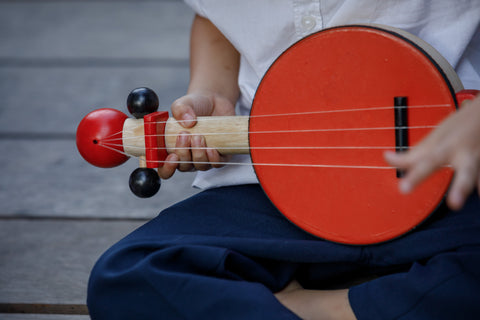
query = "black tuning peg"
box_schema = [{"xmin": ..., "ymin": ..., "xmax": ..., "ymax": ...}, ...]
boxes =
[
  {"xmin": 127, "ymin": 87, "xmax": 159, "ymax": 119},
  {"xmin": 129, "ymin": 168, "xmax": 161, "ymax": 198}
]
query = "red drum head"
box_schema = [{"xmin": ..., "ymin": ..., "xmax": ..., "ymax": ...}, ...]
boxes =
[{"xmin": 249, "ymin": 25, "xmax": 459, "ymax": 245}]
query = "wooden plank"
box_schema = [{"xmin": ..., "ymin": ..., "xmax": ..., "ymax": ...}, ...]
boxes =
[
  {"xmin": 1, "ymin": 314, "xmax": 89, "ymax": 320},
  {"xmin": 0, "ymin": 220, "xmax": 145, "ymax": 305},
  {"xmin": 0, "ymin": 66, "xmax": 190, "ymax": 134},
  {"xmin": 0, "ymin": 303, "xmax": 88, "ymax": 315},
  {"xmin": 0, "ymin": 1, "xmax": 199, "ymax": 219},
  {"xmin": 0, "ymin": 0, "xmax": 193, "ymax": 134},
  {"xmin": 0, "ymin": 140, "xmax": 198, "ymax": 218},
  {"xmin": 0, "ymin": 1, "xmax": 199, "ymax": 316},
  {"xmin": 0, "ymin": 1, "xmax": 193, "ymax": 59}
]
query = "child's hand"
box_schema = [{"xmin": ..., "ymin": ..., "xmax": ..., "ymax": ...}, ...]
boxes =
[
  {"xmin": 156, "ymin": 15, "xmax": 240, "ymax": 180},
  {"xmin": 157, "ymin": 92, "xmax": 236, "ymax": 179},
  {"xmin": 384, "ymin": 95, "xmax": 480, "ymax": 210}
]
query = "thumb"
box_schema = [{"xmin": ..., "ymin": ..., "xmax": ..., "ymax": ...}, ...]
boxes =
[
  {"xmin": 171, "ymin": 94, "xmax": 216, "ymax": 128},
  {"xmin": 171, "ymin": 96, "xmax": 197, "ymax": 128}
]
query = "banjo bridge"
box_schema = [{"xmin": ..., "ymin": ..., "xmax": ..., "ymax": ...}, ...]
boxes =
[{"xmin": 394, "ymin": 96, "xmax": 409, "ymax": 178}]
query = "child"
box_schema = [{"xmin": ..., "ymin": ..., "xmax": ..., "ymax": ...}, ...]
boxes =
[{"xmin": 87, "ymin": 1, "xmax": 480, "ymax": 319}]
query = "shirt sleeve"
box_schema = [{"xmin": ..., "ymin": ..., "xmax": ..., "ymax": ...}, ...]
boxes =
[{"xmin": 183, "ymin": 0, "xmax": 207, "ymax": 17}]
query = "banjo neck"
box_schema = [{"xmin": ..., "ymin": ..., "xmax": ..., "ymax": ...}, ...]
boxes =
[{"xmin": 122, "ymin": 115, "xmax": 250, "ymax": 158}]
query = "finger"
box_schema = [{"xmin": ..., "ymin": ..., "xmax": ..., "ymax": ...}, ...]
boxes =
[
  {"xmin": 157, "ymin": 154, "xmax": 179, "ymax": 180},
  {"xmin": 384, "ymin": 150, "xmax": 418, "ymax": 193},
  {"xmin": 171, "ymin": 98, "xmax": 197, "ymax": 128},
  {"xmin": 383, "ymin": 150, "xmax": 412, "ymax": 169},
  {"xmin": 385, "ymin": 147, "xmax": 445, "ymax": 194},
  {"xmin": 447, "ymin": 159, "xmax": 478, "ymax": 210},
  {"xmin": 191, "ymin": 135, "xmax": 210, "ymax": 171},
  {"xmin": 397, "ymin": 157, "xmax": 440, "ymax": 194},
  {"xmin": 176, "ymin": 132, "xmax": 194, "ymax": 172},
  {"xmin": 206, "ymin": 148, "xmax": 230, "ymax": 168}
]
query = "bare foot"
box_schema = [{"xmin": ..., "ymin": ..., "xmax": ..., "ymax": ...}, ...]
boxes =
[{"xmin": 274, "ymin": 280, "xmax": 356, "ymax": 320}]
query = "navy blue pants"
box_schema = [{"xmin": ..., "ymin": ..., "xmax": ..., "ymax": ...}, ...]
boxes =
[{"xmin": 87, "ymin": 185, "xmax": 480, "ymax": 319}]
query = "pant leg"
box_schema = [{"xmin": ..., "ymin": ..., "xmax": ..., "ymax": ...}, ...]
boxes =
[
  {"xmin": 349, "ymin": 193, "xmax": 480, "ymax": 320},
  {"xmin": 88, "ymin": 184, "xmax": 480, "ymax": 320},
  {"xmin": 87, "ymin": 185, "xmax": 363, "ymax": 320}
]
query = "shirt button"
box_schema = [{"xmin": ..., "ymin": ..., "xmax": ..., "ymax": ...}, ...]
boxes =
[{"xmin": 301, "ymin": 15, "xmax": 316, "ymax": 31}]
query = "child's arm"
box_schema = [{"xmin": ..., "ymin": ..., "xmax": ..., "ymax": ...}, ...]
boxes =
[
  {"xmin": 158, "ymin": 15, "xmax": 240, "ymax": 179},
  {"xmin": 384, "ymin": 94, "xmax": 480, "ymax": 210}
]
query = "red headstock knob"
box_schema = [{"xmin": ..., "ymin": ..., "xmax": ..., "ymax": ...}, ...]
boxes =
[{"xmin": 76, "ymin": 108, "xmax": 129, "ymax": 168}]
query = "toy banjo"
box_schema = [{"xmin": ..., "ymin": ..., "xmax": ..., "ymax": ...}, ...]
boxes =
[{"xmin": 76, "ymin": 25, "xmax": 478, "ymax": 245}]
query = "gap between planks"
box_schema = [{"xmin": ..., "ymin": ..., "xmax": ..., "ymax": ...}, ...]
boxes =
[{"xmin": 0, "ymin": 303, "xmax": 89, "ymax": 315}]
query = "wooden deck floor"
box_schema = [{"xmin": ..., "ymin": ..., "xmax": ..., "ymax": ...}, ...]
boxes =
[{"xmin": 0, "ymin": 1, "xmax": 197, "ymax": 318}]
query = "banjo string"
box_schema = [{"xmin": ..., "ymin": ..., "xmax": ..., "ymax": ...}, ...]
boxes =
[
  {"xmin": 97, "ymin": 103, "xmax": 451, "ymax": 141},
  {"xmin": 152, "ymin": 103, "xmax": 451, "ymax": 124},
  {"xmin": 99, "ymin": 144, "xmax": 414, "ymax": 151},
  {"xmin": 103, "ymin": 124, "xmax": 439, "ymax": 143},
  {"xmin": 94, "ymin": 102, "xmax": 452, "ymax": 166},
  {"xmin": 97, "ymin": 142, "xmax": 451, "ymax": 170}
]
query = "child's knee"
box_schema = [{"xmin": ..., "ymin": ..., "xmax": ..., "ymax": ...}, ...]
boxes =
[{"xmin": 86, "ymin": 240, "xmax": 161, "ymax": 319}]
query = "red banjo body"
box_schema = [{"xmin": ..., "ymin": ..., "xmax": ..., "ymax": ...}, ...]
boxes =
[
  {"xmin": 250, "ymin": 25, "xmax": 468, "ymax": 244},
  {"xmin": 77, "ymin": 25, "xmax": 478, "ymax": 245}
]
